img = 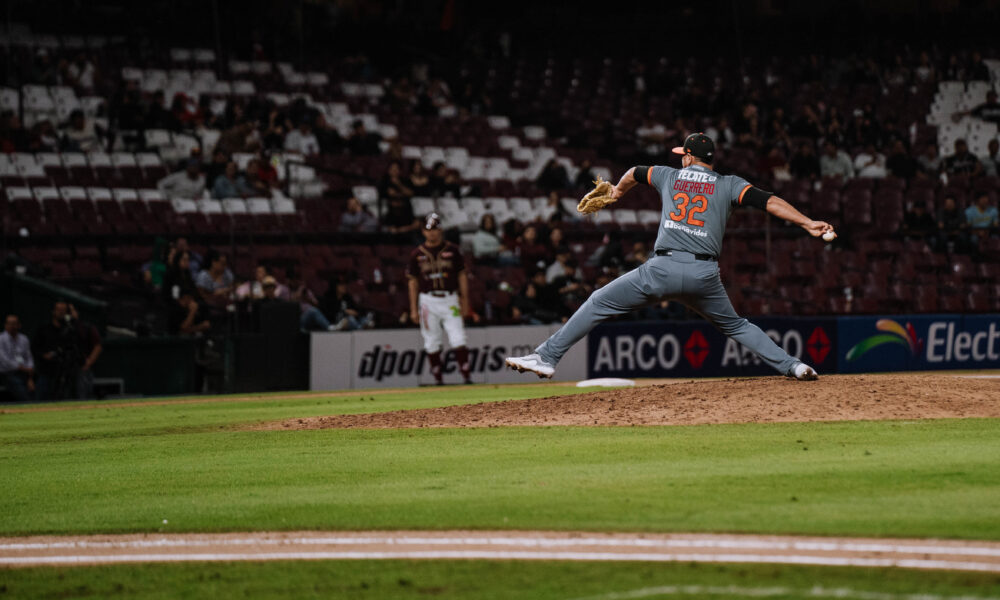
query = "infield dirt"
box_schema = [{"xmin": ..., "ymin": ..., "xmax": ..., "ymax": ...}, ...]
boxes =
[{"xmin": 258, "ymin": 374, "xmax": 1000, "ymax": 430}]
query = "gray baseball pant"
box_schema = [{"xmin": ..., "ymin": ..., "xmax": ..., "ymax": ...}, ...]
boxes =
[{"xmin": 535, "ymin": 251, "xmax": 800, "ymax": 376}]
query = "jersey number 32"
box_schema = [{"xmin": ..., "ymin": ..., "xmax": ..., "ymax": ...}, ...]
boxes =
[{"xmin": 669, "ymin": 193, "xmax": 707, "ymax": 227}]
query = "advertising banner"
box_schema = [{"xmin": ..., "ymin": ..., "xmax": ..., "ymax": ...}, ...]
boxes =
[
  {"xmin": 838, "ymin": 314, "xmax": 1000, "ymax": 373},
  {"xmin": 310, "ymin": 324, "xmax": 586, "ymax": 390},
  {"xmin": 586, "ymin": 317, "xmax": 838, "ymax": 379}
]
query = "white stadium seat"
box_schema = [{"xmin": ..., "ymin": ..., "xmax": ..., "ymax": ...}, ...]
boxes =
[{"xmin": 59, "ymin": 186, "xmax": 88, "ymax": 202}]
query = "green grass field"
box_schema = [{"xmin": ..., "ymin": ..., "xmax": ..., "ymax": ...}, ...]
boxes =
[{"xmin": 2, "ymin": 384, "xmax": 1000, "ymax": 598}]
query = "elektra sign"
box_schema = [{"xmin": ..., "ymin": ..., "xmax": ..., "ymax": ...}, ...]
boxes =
[{"xmin": 839, "ymin": 315, "xmax": 1000, "ymax": 372}]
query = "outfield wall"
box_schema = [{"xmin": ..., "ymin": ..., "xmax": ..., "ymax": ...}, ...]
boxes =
[
  {"xmin": 310, "ymin": 314, "xmax": 1000, "ymax": 389},
  {"xmin": 586, "ymin": 313, "xmax": 1000, "ymax": 378},
  {"xmin": 310, "ymin": 325, "xmax": 586, "ymax": 390}
]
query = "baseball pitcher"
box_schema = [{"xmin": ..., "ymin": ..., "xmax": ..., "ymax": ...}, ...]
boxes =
[
  {"xmin": 506, "ymin": 133, "xmax": 835, "ymax": 380},
  {"xmin": 407, "ymin": 213, "xmax": 476, "ymax": 385}
]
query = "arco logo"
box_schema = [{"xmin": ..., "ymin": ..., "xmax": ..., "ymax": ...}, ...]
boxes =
[
  {"xmin": 846, "ymin": 319, "xmax": 924, "ymax": 362},
  {"xmin": 684, "ymin": 330, "xmax": 710, "ymax": 368},
  {"xmin": 806, "ymin": 327, "xmax": 830, "ymax": 364}
]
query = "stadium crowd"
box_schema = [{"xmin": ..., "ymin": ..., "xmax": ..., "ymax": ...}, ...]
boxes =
[{"xmin": 2, "ymin": 24, "xmax": 1000, "ymax": 334}]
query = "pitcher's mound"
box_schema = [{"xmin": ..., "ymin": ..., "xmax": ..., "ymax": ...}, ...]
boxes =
[{"xmin": 263, "ymin": 374, "xmax": 1000, "ymax": 430}]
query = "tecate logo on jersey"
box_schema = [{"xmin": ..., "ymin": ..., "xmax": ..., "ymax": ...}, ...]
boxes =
[{"xmin": 357, "ymin": 343, "xmax": 535, "ymax": 381}]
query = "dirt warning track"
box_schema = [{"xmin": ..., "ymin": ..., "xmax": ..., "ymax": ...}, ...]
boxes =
[{"xmin": 3, "ymin": 531, "xmax": 1000, "ymax": 572}]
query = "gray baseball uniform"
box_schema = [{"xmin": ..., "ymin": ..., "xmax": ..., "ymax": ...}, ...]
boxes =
[{"xmin": 534, "ymin": 163, "xmax": 800, "ymax": 376}]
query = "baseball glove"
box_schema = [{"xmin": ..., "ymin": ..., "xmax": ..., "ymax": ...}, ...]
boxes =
[{"xmin": 576, "ymin": 176, "xmax": 617, "ymax": 214}]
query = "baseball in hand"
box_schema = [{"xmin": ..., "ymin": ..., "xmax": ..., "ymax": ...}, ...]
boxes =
[{"xmin": 822, "ymin": 231, "xmax": 836, "ymax": 242}]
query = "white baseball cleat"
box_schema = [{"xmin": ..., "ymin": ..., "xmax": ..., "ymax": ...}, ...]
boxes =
[
  {"xmin": 792, "ymin": 363, "xmax": 819, "ymax": 381},
  {"xmin": 505, "ymin": 354, "xmax": 555, "ymax": 379}
]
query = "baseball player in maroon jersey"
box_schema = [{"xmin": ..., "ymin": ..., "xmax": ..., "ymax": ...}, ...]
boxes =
[{"xmin": 406, "ymin": 213, "xmax": 477, "ymax": 385}]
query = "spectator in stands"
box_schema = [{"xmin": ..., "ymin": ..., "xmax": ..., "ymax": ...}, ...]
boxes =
[
  {"xmin": 967, "ymin": 51, "xmax": 991, "ymax": 81},
  {"xmin": 33, "ymin": 301, "xmax": 79, "ymax": 401},
  {"xmin": 471, "ymin": 213, "xmax": 503, "ymax": 261},
  {"xmin": 937, "ymin": 196, "xmax": 968, "ymax": 251},
  {"xmin": 545, "ymin": 246, "xmax": 575, "ymax": 283},
  {"xmin": 63, "ymin": 52, "xmax": 96, "ymax": 91},
  {"xmin": 547, "ymin": 227, "xmax": 566, "ymax": 258},
  {"xmin": 819, "ymin": 141, "xmax": 854, "ymax": 180},
  {"xmin": 536, "ymin": 159, "xmax": 570, "ymax": 191},
  {"xmin": 0, "ymin": 314, "xmax": 35, "ymax": 402},
  {"xmin": 338, "ymin": 196, "xmax": 378, "ymax": 233},
  {"xmin": 313, "ymin": 114, "xmax": 343, "ymax": 154},
  {"xmin": 965, "ymin": 193, "xmax": 999, "ymax": 239},
  {"xmin": 164, "ymin": 250, "xmax": 198, "ymax": 303},
  {"xmin": 981, "ymin": 139, "xmax": 999, "ymax": 177},
  {"xmin": 212, "ymin": 161, "xmax": 253, "ymax": 199},
  {"xmin": 61, "ymin": 109, "xmax": 102, "ymax": 152},
  {"xmin": 586, "ymin": 232, "xmax": 625, "ymax": 269},
  {"xmin": 886, "ymin": 140, "xmax": 919, "ymax": 180},
  {"xmin": 382, "ymin": 196, "xmax": 421, "ymax": 239},
  {"xmin": 284, "ymin": 120, "xmax": 320, "ymax": 155},
  {"xmin": 326, "ymin": 280, "xmax": 374, "ymax": 331},
  {"xmin": 624, "ymin": 242, "xmax": 648, "ymax": 271},
  {"xmin": 142, "ymin": 238, "xmax": 170, "ymax": 291},
  {"xmin": 195, "ymin": 250, "xmax": 235, "ymax": 304},
  {"xmin": 517, "ymin": 225, "xmax": 549, "ymax": 269},
  {"xmin": 237, "ymin": 266, "xmax": 287, "ymax": 301},
  {"xmin": 789, "ymin": 142, "xmax": 821, "ymax": 180},
  {"xmin": 216, "ymin": 121, "xmax": 259, "ymax": 156},
  {"xmin": 917, "ymin": 143, "xmax": 941, "ymax": 177},
  {"xmin": 953, "ymin": 90, "xmax": 1000, "ymax": 125},
  {"xmin": 286, "ymin": 275, "xmax": 339, "ymax": 332},
  {"xmin": 143, "ymin": 90, "xmax": 176, "ymax": 131},
  {"xmin": 174, "ymin": 238, "xmax": 202, "ymax": 275},
  {"xmin": 173, "ymin": 293, "xmax": 211, "ymax": 336},
  {"xmin": 901, "ymin": 202, "xmax": 937, "ymax": 243},
  {"xmin": 511, "ymin": 272, "xmax": 561, "ymax": 325},
  {"xmin": 914, "ymin": 51, "xmax": 936, "ymax": 83},
  {"xmin": 67, "ymin": 304, "xmax": 101, "ymax": 400},
  {"xmin": 854, "ymin": 143, "xmax": 888, "ymax": 178},
  {"xmin": 243, "ymin": 158, "xmax": 272, "ymax": 196},
  {"xmin": 544, "ymin": 190, "xmax": 572, "ymax": 223},
  {"xmin": 789, "ymin": 105, "xmax": 824, "ymax": 139},
  {"xmin": 0, "ymin": 111, "xmax": 30, "ymax": 152},
  {"xmin": 943, "ymin": 139, "xmax": 983, "ymax": 177},
  {"xmin": 26, "ymin": 48, "xmax": 57, "ymax": 84},
  {"xmin": 204, "ymin": 149, "xmax": 229, "ymax": 186},
  {"xmin": 574, "ymin": 160, "xmax": 596, "ymax": 188},
  {"xmin": 347, "ymin": 120, "xmax": 381, "ymax": 156},
  {"xmin": 758, "ymin": 146, "xmax": 791, "ymax": 181},
  {"xmin": 157, "ymin": 158, "xmax": 206, "ymax": 200},
  {"xmin": 30, "ymin": 119, "xmax": 60, "ymax": 152},
  {"xmin": 823, "ymin": 107, "xmax": 847, "ymax": 147},
  {"xmin": 409, "ymin": 162, "xmax": 431, "ymax": 196},
  {"xmin": 427, "ymin": 162, "xmax": 462, "ymax": 198},
  {"xmin": 381, "ymin": 161, "xmax": 414, "ymax": 200},
  {"xmin": 552, "ymin": 257, "xmax": 589, "ymax": 311}
]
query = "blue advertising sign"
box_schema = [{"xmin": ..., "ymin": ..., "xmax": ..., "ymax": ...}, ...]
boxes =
[
  {"xmin": 838, "ymin": 314, "xmax": 1000, "ymax": 373},
  {"xmin": 587, "ymin": 317, "xmax": 838, "ymax": 379}
]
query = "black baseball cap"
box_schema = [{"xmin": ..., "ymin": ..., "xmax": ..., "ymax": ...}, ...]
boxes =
[
  {"xmin": 424, "ymin": 212, "xmax": 442, "ymax": 230},
  {"xmin": 672, "ymin": 132, "xmax": 715, "ymax": 162}
]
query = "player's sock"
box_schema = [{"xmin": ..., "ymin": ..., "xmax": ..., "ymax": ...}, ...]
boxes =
[
  {"xmin": 455, "ymin": 346, "xmax": 471, "ymax": 383},
  {"xmin": 428, "ymin": 351, "xmax": 443, "ymax": 384}
]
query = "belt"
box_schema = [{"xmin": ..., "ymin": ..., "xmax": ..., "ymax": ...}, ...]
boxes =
[
  {"xmin": 425, "ymin": 291, "xmax": 454, "ymax": 297},
  {"xmin": 653, "ymin": 249, "xmax": 717, "ymax": 262}
]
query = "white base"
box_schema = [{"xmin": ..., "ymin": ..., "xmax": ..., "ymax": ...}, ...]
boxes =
[{"xmin": 576, "ymin": 378, "xmax": 636, "ymax": 388}]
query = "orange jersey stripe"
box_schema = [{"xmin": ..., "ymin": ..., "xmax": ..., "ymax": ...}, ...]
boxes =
[{"xmin": 738, "ymin": 184, "xmax": 751, "ymax": 205}]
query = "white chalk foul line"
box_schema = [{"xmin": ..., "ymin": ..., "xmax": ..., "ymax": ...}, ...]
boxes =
[
  {"xmin": 2, "ymin": 550, "xmax": 1000, "ymax": 572},
  {"xmin": 4, "ymin": 535, "xmax": 1000, "ymax": 558},
  {"xmin": 570, "ymin": 584, "xmax": 1000, "ymax": 600}
]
